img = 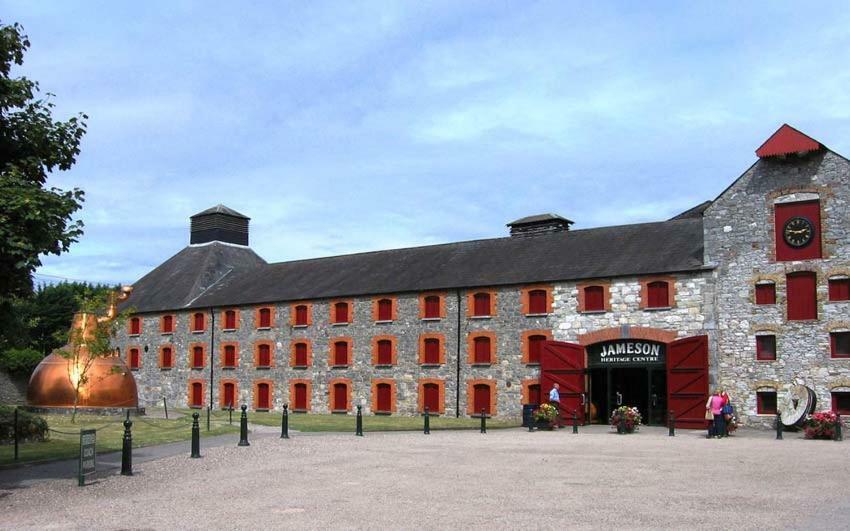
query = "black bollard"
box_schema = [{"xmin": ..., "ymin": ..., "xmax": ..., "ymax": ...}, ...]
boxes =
[
  {"xmin": 423, "ymin": 407, "xmax": 430, "ymax": 435},
  {"xmin": 163, "ymin": 396, "xmax": 169, "ymax": 420},
  {"xmin": 835, "ymin": 413, "xmax": 843, "ymax": 442},
  {"xmin": 206, "ymin": 406, "xmax": 210, "ymax": 432},
  {"xmin": 281, "ymin": 404, "xmax": 289, "ymax": 439},
  {"xmin": 775, "ymin": 412, "xmax": 783, "ymax": 440},
  {"xmin": 355, "ymin": 405, "xmax": 364, "ymax": 437},
  {"xmin": 121, "ymin": 416, "xmax": 133, "ymax": 476},
  {"xmin": 480, "ymin": 409, "xmax": 486, "ymax": 434},
  {"xmin": 668, "ymin": 410, "xmax": 675, "ymax": 437},
  {"xmin": 229, "ymin": 403, "xmax": 233, "ymax": 425},
  {"xmin": 238, "ymin": 404, "xmax": 250, "ymax": 446},
  {"xmin": 572, "ymin": 410, "xmax": 579, "ymax": 434},
  {"xmin": 13, "ymin": 407, "xmax": 19, "ymax": 461},
  {"xmin": 191, "ymin": 412, "xmax": 201, "ymax": 458}
]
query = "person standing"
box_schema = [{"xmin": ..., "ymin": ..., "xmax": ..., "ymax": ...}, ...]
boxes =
[
  {"xmin": 549, "ymin": 383, "xmax": 561, "ymax": 429},
  {"xmin": 706, "ymin": 388, "xmax": 726, "ymax": 438}
]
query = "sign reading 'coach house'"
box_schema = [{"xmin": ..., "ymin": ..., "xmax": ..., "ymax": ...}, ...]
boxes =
[{"xmin": 587, "ymin": 340, "xmax": 666, "ymax": 367}]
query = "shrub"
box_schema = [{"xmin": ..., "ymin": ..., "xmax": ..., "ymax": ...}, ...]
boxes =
[
  {"xmin": 803, "ymin": 411, "xmax": 838, "ymax": 440},
  {"xmin": 0, "ymin": 406, "xmax": 49, "ymax": 444},
  {"xmin": 0, "ymin": 348, "xmax": 44, "ymax": 377}
]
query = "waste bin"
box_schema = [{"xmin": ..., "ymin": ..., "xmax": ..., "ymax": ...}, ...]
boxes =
[{"xmin": 522, "ymin": 404, "xmax": 539, "ymax": 427}]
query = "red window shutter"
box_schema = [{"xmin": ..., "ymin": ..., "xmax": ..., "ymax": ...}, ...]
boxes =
[
  {"xmin": 786, "ymin": 272, "xmax": 817, "ymax": 320},
  {"xmin": 528, "ymin": 384, "xmax": 541, "ymax": 405},
  {"xmin": 756, "ymin": 336, "xmax": 776, "ymax": 360},
  {"xmin": 130, "ymin": 318, "xmax": 140, "ymax": 335},
  {"xmin": 584, "ymin": 286, "xmax": 605, "ymax": 312},
  {"xmin": 474, "ymin": 384, "xmax": 491, "ymax": 415},
  {"xmin": 424, "ymin": 338, "xmax": 440, "ymax": 364},
  {"xmin": 295, "ymin": 305, "xmax": 308, "ymax": 326},
  {"xmin": 258, "ymin": 308, "xmax": 271, "ymax": 328},
  {"xmin": 223, "ymin": 383, "xmax": 235, "ymax": 408},
  {"xmin": 129, "ymin": 348, "xmax": 139, "ymax": 369},
  {"xmin": 377, "ymin": 299, "xmax": 393, "ymax": 321},
  {"xmin": 162, "ymin": 315, "xmax": 173, "ymax": 333},
  {"xmin": 376, "ymin": 340, "xmax": 393, "ymax": 365},
  {"xmin": 423, "ymin": 384, "xmax": 440, "ymax": 412},
  {"xmin": 258, "ymin": 384, "xmax": 270, "ymax": 409},
  {"xmin": 647, "ymin": 281, "xmax": 669, "ymax": 308},
  {"xmin": 333, "ymin": 384, "xmax": 347, "ymax": 411},
  {"xmin": 162, "ymin": 347, "xmax": 172, "ymax": 368},
  {"xmin": 191, "ymin": 383, "xmax": 203, "ymax": 407},
  {"xmin": 528, "ymin": 290, "xmax": 547, "ymax": 314},
  {"xmin": 294, "ymin": 384, "xmax": 308, "ymax": 410},
  {"xmin": 225, "ymin": 311, "xmax": 236, "ymax": 329},
  {"xmin": 193, "ymin": 346, "xmax": 204, "ymax": 368},
  {"xmin": 528, "ymin": 335, "xmax": 546, "ymax": 364},
  {"xmin": 295, "ymin": 343, "xmax": 308, "ymax": 366},
  {"xmin": 258, "ymin": 344, "xmax": 271, "ymax": 367},
  {"xmin": 473, "ymin": 293, "xmax": 491, "ymax": 316},
  {"xmin": 376, "ymin": 383, "xmax": 392, "ymax": 412},
  {"xmin": 193, "ymin": 313, "xmax": 204, "ymax": 331},
  {"xmin": 755, "ymin": 283, "xmax": 776, "ymax": 305},
  {"xmin": 224, "ymin": 345, "xmax": 236, "ymax": 367},
  {"xmin": 757, "ymin": 392, "xmax": 777, "ymax": 415},
  {"xmin": 424, "ymin": 296, "xmax": 440, "ymax": 318},
  {"xmin": 775, "ymin": 200, "xmax": 822, "ymax": 261},
  {"xmin": 335, "ymin": 303, "xmax": 349, "ymax": 323},
  {"xmin": 831, "ymin": 332, "xmax": 850, "ymax": 358},
  {"xmin": 334, "ymin": 342, "xmax": 348, "ymax": 366},
  {"xmin": 829, "ymin": 279, "xmax": 850, "ymax": 301},
  {"xmin": 473, "ymin": 337, "xmax": 491, "ymax": 364}
]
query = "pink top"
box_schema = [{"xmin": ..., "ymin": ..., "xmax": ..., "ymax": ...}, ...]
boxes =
[{"xmin": 709, "ymin": 395, "xmax": 725, "ymax": 415}]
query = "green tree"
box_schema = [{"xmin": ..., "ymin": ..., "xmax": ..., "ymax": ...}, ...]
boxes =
[
  {"xmin": 29, "ymin": 282, "xmax": 113, "ymax": 355},
  {"xmin": 0, "ymin": 21, "xmax": 87, "ymax": 300}
]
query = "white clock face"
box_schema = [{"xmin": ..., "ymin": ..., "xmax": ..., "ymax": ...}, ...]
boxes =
[{"xmin": 783, "ymin": 217, "xmax": 814, "ymax": 248}]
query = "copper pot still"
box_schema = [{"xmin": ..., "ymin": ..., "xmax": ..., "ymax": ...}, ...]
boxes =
[{"xmin": 26, "ymin": 311, "xmax": 138, "ymax": 409}]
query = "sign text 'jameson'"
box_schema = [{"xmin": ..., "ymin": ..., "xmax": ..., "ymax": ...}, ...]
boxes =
[{"xmin": 588, "ymin": 340, "xmax": 665, "ymax": 366}]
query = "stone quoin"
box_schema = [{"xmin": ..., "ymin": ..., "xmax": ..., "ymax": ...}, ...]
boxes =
[{"xmin": 113, "ymin": 124, "xmax": 850, "ymax": 428}]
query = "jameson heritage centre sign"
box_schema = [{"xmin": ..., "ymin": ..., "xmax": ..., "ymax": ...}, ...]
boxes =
[{"xmin": 587, "ymin": 340, "xmax": 666, "ymax": 367}]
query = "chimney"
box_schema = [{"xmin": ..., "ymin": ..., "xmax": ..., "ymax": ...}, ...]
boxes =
[
  {"xmin": 507, "ymin": 213, "xmax": 573, "ymax": 237},
  {"xmin": 190, "ymin": 204, "xmax": 250, "ymax": 246}
]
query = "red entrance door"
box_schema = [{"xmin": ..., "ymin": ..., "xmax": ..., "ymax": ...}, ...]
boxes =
[
  {"xmin": 473, "ymin": 384, "xmax": 491, "ymax": 415},
  {"xmin": 667, "ymin": 335, "xmax": 709, "ymax": 429},
  {"xmin": 540, "ymin": 341, "xmax": 586, "ymax": 425},
  {"xmin": 294, "ymin": 383, "xmax": 308, "ymax": 410},
  {"xmin": 223, "ymin": 383, "xmax": 235, "ymax": 408},
  {"xmin": 191, "ymin": 382, "xmax": 203, "ymax": 407},
  {"xmin": 423, "ymin": 383, "xmax": 440, "ymax": 412}
]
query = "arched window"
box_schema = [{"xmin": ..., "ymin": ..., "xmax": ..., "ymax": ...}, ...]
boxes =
[
  {"xmin": 257, "ymin": 308, "xmax": 272, "ymax": 328},
  {"xmin": 528, "ymin": 289, "xmax": 548, "ymax": 314},
  {"xmin": 161, "ymin": 315, "xmax": 174, "ymax": 333},
  {"xmin": 256, "ymin": 382, "xmax": 271, "ymax": 410},
  {"xmin": 756, "ymin": 335, "xmax": 776, "ymax": 361},
  {"xmin": 293, "ymin": 342, "xmax": 309, "ymax": 367},
  {"xmin": 224, "ymin": 310, "xmax": 237, "ymax": 330},
  {"xmin": 190, "ymin": 382, "xmax": 204, "ymax": 408},
  {"xmin": 424, "ymin": 295, "xmax": 440, "ymax": 319},
  {"xmin": 257, "ymin": 344, "xmax": 271, "ymax": 367},
  {"xmin": 293, "ymin": 383, "xmax": 309, "ymax": 410},
  {"xmin": 222, "ymin": 382, "xmax": 236, "ymax": 409},
  {"xmin": 473, "ymin": 384, "xmax": 491, "ymax": 415},
  {"xmin": 423, "ymin": 338, "xmax": 441, "ymax": 365},
  {"xmin": 422, "ymin": 383, "xmax": 440, "ymax": 413},
  {"xmin": 334, "ymin": 302, "xmax": 349, "ymax": 323},
  {"xmin": 223, "ymin": 345, "xmax": 237, "ymax": 367},
  {"xmin": 160, "ymin": 346, "xmax": 173, "ymax": 368},
  {"xmin": 377, "ymin": 299, "xmax": 393, "ymax": 321},
  {"xmin": 473, "ymin": 336, "xmax": 491, "ymax": 364},
  {"xmin": 584, "ymin": 286, "xmax": 605, "ymax": 312},
  {"xmin": 128, "ymin": 348, "xmax": 140, "ymax": 369},
  {"xmin": 472, "ymin": 292, "xmax": 491, "ymax": 317},
  {"xmin": 192, "ymin": 346, "xmax": 205, "ymax": 368},
  {"xmin": 192, "ymin": 313, "xmax": 205, "ymax": 332},
  {"xmin": 527, "ymin": 335, "xmax": 547, "ymax": 364},
  {"xmin": 375, "ymin": 383, "xmax": 392, "ymax": 413},
  {"xmin": 333, "ymin": 341, "xmax": 349, "ymax": 366},
  {"xmin": 647, "ymin": 281, "xmax": 669, "ymax": 308},
  {"xmin": 332, "ymin": 383, "xmax": 348, "ymax": 411},
  {"xmin": 129, "ymin": 317, "xmax": 141, "ymax": 335},
  {"xmin": 294, "ymin": 305, "xmax": 309, "ymax": 326},
  {"xmin": 376, "ymin": 339, "xmax": 393, "ymax": 365}
]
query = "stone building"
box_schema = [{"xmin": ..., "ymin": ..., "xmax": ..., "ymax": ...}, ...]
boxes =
[{"xmin": 114, "ymin": 125, "xmax": 850, "ymax": 427}]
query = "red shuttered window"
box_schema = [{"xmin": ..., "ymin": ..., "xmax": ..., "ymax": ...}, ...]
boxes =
[
  {"xmin": 192, "ymin": 313, "xmax": 205, "ymax": 332},
  {"xmin": 376, "ymin": 340, "xmax": 393, "ymax": 365},
  {"xmin": 295, "ymin": 305, "xmax": 309, "ymax": 326},
  {"xmin": 831, "ymin": 332, "xmax": 850, "ymax": 358},
  {"xmin": 256, "ymin": 383, "xmax": 271, "ymax": 410},
  {"xmin": 223, "ymin": 383, "xmax": 236, "ymax": 409},
  {"xmin": 258, "ymin": 308, "xmax": 272, "ymax": 329},
  {"xmin": 584, "ymin": 286, "xmax": 605, "ymax": 312},
  {"xmin": 294, "ymin": 342, "xmax": 309, "ymax": 367},
  {"xmin": 192, "ymin": 346, "xmax": 205, "ymax": 368},
  {"xmin": 294, "ymin": 383, "xmax": 309, "ymax": 411},
  {"xmin": 528, "ymin": 290, "xmax": 547, "ymax": 314},
  {"xmin": 334, "ymin": 302, "xmax": 349, "ymax": 324},
  {"xmin": 257, "ymin": 344, "xmax": 271, "ymax": 368},
  {"xmin": 190, "ymin": 382, "xmax": 204, "ymax": 408},
  {"xmin": 647, "ymin": 281, "xmax": 669, "ymax": 308},
  {"xmin": 161, "ymin": 315, "xmax": 174, "ymax": 334},
  {"xmin": 757, "ymin": 391, "xmax": 777, "ymax": 415},
  {"xmin": 423, "ymin": 383, "xmax": 440, "ymax": 413},
  {"xmin": 527, "ymin": 384, "xmax": 541, "ymax": 405},
  {"xmin": 333, "ymin": 341, "xmax": 349, "ymax": 367},
  {"xmin": 786, "ymin": 272, "xmax": 817, "ymax": 320},
  {"xmin": 528, "ymin": 335, "xmax": 547, "ymax": 364},
  {"xmin": 224, "ymin": 310, "xmax": 237, "ymax": 330},
  {"xmin": 377, "ymin": 299, "xmax": 393, "ymax": 321},
  {"xmin": 160, "ymin": 347, "xmax": 173, "ymax": 368},
  {"xmin": 332, "ymin": 383, "xmax": 348, "ymax": 411},
  {"xmin": 473, "ymin": 293, "xmax": 491, "ymax": 317},
  {"xmin": 473, "ymin": 336, "xmax": 491, "ymax": 364},
  {"xmin": 423, "ymin": 338, "xmax": 441, "ymax": 365},
  {"xmin": 828, "ymin": 278, "xmax": 850, "ymax": 301},
  {"xmin": 129, "ymin": 318, "xmax": 141, "ymax": 336},
  {"xmin": 424, "ymin": 296, "xmax": 440, "ymax": 319},
  {"xmin": 755, "ymin": 283, "xmax": 776, "ymax": 305},
  {"xmin": 473, "ymin": 384, "xmax": 491, "ymax": 416},
  {"xmin": 129, "ymin": 348, "xmax": 140, "ymax": 369},
  {"xmin": 375, "ymin": 383, "xmax": 392, "ymax": 413},
  {"xmin": 223, "ymin": 345, "xmax": 237, "ymax": 368},
  {"xmin": 756, "ymin": 335, "xmax": 776, "ymax": 361}
]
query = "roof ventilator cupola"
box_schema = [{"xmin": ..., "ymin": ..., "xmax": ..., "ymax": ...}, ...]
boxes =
[
  {"xmin": 507, "ymin": 213, "xmax": 573, "ymax": 237},
  {"xmin": 190, "ymin": 204, "xmax": 250, "ymax": 245}
]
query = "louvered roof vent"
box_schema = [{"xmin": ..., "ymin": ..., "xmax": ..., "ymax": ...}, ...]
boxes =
[
  {"xmin": 507, "ymin": 213, "xmax": 573, "ymax": 237},
  {"xmin": 190, "ymin": 204, "xmax": 250, "ymax": 246}
]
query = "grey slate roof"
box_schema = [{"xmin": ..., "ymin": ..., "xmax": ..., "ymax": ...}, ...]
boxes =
[
  {"xmin": 190, "ymin": 204, "xmax": 250, "ymax": 219},
  {"xmin": 669, "ymin": 201, "xmax": 712, "ymax": 220},
  {"xmin": 122, "ymin": 218, "xmax": 706, "ymax": 314},
  {"xmin": 507, "ymin": 213, "xmax": 574, "ymax": 226}
]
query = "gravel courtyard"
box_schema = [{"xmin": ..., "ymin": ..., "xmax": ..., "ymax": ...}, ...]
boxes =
[{"xmin": 1, "ymin": 426, "xmax": 848, "ymax": 530}]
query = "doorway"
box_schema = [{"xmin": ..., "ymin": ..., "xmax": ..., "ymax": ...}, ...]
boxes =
[{"xmin": 589, "ymin": 367, "xmax": 667, "ymax": 425}]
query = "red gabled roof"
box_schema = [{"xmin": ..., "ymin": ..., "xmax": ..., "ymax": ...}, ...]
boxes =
[{"xmin": 755, "ymin": 124, "xmax": 822, "ymax": 158}]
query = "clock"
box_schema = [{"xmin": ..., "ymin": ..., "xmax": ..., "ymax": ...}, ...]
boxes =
[{"xmin": 783, "ymin": 216, "xmax": 814, "ymax": 248}]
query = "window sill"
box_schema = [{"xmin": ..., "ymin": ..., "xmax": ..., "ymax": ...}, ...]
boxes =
[
  {"xmin": 331, "ymin": 365, "xmax": 350, "ymax": 369},
  {"xmin": 756, "ymin": 358, "xmax": 777, "ymax": 362},
  {"xmin": 469, "ymin": 315, "xmax": 492, "ymax": 320},
  {"xmin": 190, "ymin": 405, "xmax": 204, "ymax": 409},
  {"xmin": 191, "ymin": 330, "xmax": 206, "ymax": 334},
  {"xmin": 331, "ymin": 410, "xmax": 349, "ymax": 414},
  {"xmin": 221, "ymin": 366, "xmax": 237, "ymax": 370},
  {"xmin": 420, "ymin": 317, "xmax": 442, "ymax": 322},
  {"xmin": 374, "ymin": 364, "xmax": 394, "ymax": 369},
  {"xmin": 580, "ymin": 310, "xmax": 607, "ymax": 315},
  {"xmin": 130, "ymin": 367, "xmax": 140, "ymax": 371},
  {"xmin": 331, "ymin": 322, "xmax": 350, "ymax": 327},
  {"xmin": 293, "ymin": 324, "xmax": 309, "ymax": 329},
  {"xmin": 191, "ymin": 366, "xmax": 205, "ymax": 370},
  {"xmin": 374, "ymin": 320, "xmax": 394, "ymax": 325},
  {"xmin": 827, "ymin": 299, "xmax": 850, "ymax": 303},
  {"xmin": 525, "ymin": 362, "xmax": 540, "ymax": 367},
  {"xmin": 419, "ymin": 363, "xmax": 442, "ymax": 368},
  {"xmin": 471, "ymin": 363, "xmax": 493, "ymax": 367},
  {"xmin": 160, "ymin": 367, "xmax": 172, "ymax": 371},
  {"xmin": 160, "ymin": 331, "xmax": 174, "ymax": 335},
  {"xmin": 291, "ymin": 364, "xmax": 309, "ymax": 369},
  {"xmin": 374, "ymin": 411, "xmax": 392, "ymax": 416},
  {"xmin": 128, "ymin": 334, "xmax": 140, "ymax": 338},
  {"xmin": 643, "ymin": 306, "xmax": 672, "ymax": 312},
  {"xmin": 255, "ymin": 366, "xmax": 272, "ymax": 370},
  {"xmin": 525, "ymin": 313, "xmax": 549, "ymax": 318},
  {"xmin": 222, "ymin": 328, "xmax": 237, "ymax": 333},
  {"xmin": 256, "ymin": 327, "xmax": 272, "ymax": 331},
  {"xmin": 255, "ymin": 408, "xmax": 269, "ymax": 413},
  {"xmin": 830, "ymin": 356, "xmax": 850, "ymax": 360}
]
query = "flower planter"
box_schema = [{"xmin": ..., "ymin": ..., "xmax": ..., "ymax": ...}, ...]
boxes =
[{"xmin": 535, "ymin": 419, "xmax": 555, "ymax": 431}]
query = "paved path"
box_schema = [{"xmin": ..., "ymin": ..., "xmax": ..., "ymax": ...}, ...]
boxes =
[{"xmin": 1, "ymin": 425, "xmax": 847, "ymax": 530}]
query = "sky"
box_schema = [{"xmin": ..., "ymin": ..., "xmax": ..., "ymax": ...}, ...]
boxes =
[{"xmin": 6, "ymin": 1, "xmax": 850, "ymax": 286}]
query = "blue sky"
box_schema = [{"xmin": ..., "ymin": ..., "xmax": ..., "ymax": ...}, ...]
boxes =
[{"xmin": 7, "ymin": 1, "xmax": 850, "ymax": 285}]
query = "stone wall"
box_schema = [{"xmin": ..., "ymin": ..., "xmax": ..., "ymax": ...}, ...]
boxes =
[
  {"xmin": 0, "ymin": 370, "xmax": 28, "ymax": 405},
  {"xmin": 704, "ymin": 150, "xmax": 850, "ymax": 427}
]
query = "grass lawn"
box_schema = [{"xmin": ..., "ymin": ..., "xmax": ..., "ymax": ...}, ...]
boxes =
[
  {"xmin": 202, "ymin": 408, "xmax": 521, "ymax": 432},
  {"xmin": 0, "ymin": 410, "xmax": 237, "ymax": 467}
]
